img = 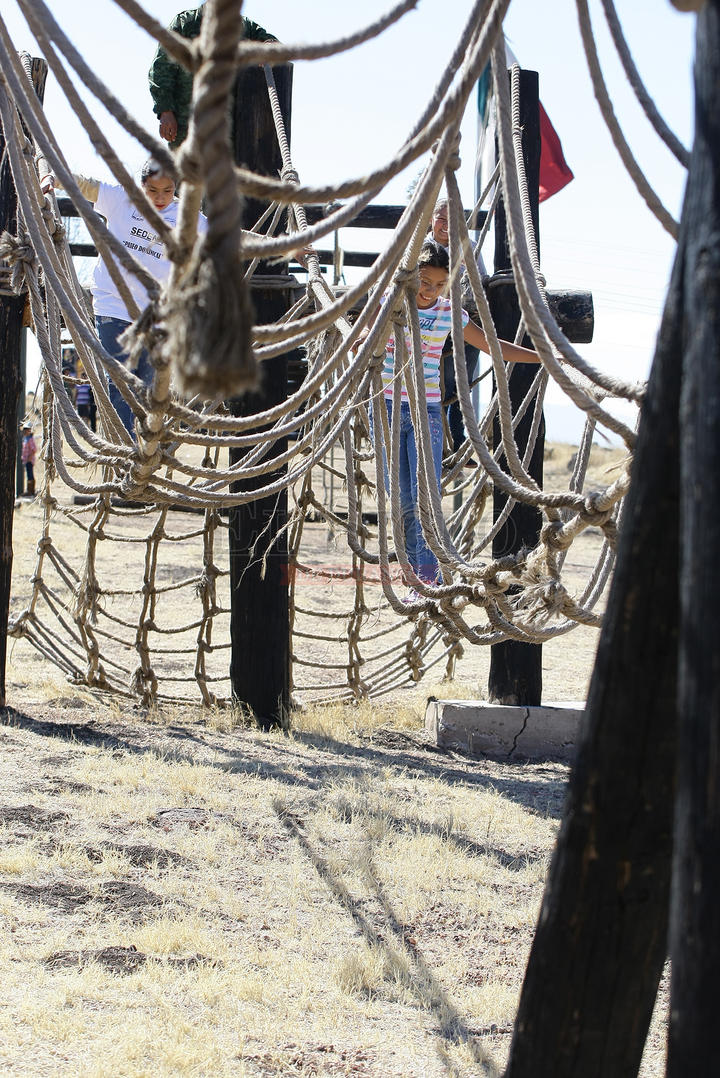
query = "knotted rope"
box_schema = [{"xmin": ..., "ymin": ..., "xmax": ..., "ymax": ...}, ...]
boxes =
[
  {"xmin": 0, "ymin": 0, "xmax": 688, "ymax": 704},
  {"xmin": 166, "ymin": 0, "xmax": 255, "ymax": 397}
]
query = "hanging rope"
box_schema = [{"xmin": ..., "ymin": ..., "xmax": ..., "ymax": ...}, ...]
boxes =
[{"xmin": 0, "ymin": 0, "xmax": 687, "ymax": 704}]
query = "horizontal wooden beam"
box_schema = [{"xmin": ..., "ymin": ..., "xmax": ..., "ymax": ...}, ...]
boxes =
[
  {"xmin": 59, "ymin": 197, "xmax": 487, "ymax": 232},
  {"xmin": 303, "ymin": 203, "xmax": 488, "ymax": 230},
  {"xmin": 62, "ymin": 199, "xmax": 592, "ymax": 344}
]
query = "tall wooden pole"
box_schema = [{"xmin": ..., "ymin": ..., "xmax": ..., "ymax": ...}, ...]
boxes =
[
  {"xmin": 668, "ymin": 2, "xmax": 720, "ymax": 1070},
  {"xmin": 504, "ymin": 6, "xmax": 720, "ymax": 1070},
  {"xmin": 504, "ymin": 259, "xmax": 680, "ymax": 1078},
  {"xmin": 488, "ymin": 68, "xmax": 544, "ymax": 706},
  {"xmin": 228, "ymin": 63, "xmax": 294, "ymax": 729},
  {"xmin": 0, "ymin": 56, "xmax": 46, "ymax": 708}
]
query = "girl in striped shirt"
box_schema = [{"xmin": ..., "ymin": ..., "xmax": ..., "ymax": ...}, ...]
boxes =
[{"xmin": 373, "ymin": 240, "xmax": 539, "ymax": 590}]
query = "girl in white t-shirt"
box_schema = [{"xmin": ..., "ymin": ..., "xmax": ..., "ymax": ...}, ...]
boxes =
[{"xmin": 44, "ymin": 159, "xmax": 206, "ymax": 436}]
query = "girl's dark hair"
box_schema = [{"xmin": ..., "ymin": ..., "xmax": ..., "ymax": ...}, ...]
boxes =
[
  {"xmin": 140, "ymin": 158, "xmax": 175, "ymax": 185},
  {"xmin": 418, "ymin": 239, "xmax": 449, "ymax": 272}
]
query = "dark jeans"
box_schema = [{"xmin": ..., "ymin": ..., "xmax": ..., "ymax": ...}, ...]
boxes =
[
  {"xmin": 95, "ymin": 315, "xmax": 153, "ymax": 437},
  {"xmin": 443, "ymin": 341, "xmax": 480, "ymax": 452},
  {"xmin": 77, "ymin": 402, "xmax": 97, "ymax": 433},
  {"xmin": 373, "ymin": 399, "xmax": 444, "ymax": 584}
]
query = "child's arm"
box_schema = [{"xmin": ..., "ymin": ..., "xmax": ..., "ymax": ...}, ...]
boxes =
[
  {"xmin": 40, "ymin": 173, "xmax": 100, "ymax": 202},
  {"xmin": 463, "ymin": 319, "xmax": 540, "ymax": 364},
  {"xmin": 349, "ymin": 302, "xmax": 381, "ymax": 353}
]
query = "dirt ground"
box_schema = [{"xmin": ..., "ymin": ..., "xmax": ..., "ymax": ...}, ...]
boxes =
[
  {"xmin": 0, "ymin": 696, "xmax": 669, "ymax": 1077},
  {"xmin": 2, "ymin": 437, "xmax": 670, "ymax": 1077}
]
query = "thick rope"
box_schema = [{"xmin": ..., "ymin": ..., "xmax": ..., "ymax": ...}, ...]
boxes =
[
  {"xmin": 165, "ymin": 0, "xmax": 255, "ymax": 397},
  {"xmin": 0, "ymin": 0, "xmax": 665, "ymax": 705}
]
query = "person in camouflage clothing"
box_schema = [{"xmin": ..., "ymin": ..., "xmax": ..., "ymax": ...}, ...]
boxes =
[{"xmin": 148, "ymin": 4, "xmax": 276, "ymax": 148}]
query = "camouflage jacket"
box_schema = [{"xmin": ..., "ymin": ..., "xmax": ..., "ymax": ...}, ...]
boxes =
[{"xmin": 148, "ymin": 5, "xmax": 276, "ymax": 147}]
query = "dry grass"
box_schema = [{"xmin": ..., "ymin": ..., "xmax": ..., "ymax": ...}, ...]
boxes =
[
  {"xmin": 1, "ymin": 437, "xmax": 669, "ymax": 1075},
  {"xmin": 0, "ymin": 687, "xmax": 668, "ymax": 1077}
]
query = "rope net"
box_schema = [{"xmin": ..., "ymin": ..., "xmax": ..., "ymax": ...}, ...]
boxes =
[{"xmin": 0, "ymin": 0, "xmax": 685, "ymax": 707}]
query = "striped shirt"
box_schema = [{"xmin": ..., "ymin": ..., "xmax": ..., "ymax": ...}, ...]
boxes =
[{"xmin": 381, "ymin": 295, "xmax": 468, "ymax": 403}]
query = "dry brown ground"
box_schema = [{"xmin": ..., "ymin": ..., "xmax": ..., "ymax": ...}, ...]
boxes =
[{"xmin": 2, "ymin": 439, "xmax": 668, "ymax": 1076}]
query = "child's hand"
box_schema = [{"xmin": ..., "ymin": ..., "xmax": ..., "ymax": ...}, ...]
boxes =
[
  {"xmin": 294, "ymin": 244, "xmax": 316, "ymax": 269},
  {"xmin": 350, "ymin": 329, "xmax": 370, "ymax": 355}
]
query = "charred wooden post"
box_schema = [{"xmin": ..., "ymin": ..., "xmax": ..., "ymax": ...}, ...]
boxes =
[
  {"xmin": 488, "ymin": 68, "xmax": 543, "ymax": 706},
  {"xmin": 504, "ymin": 7, "xmax": 719, "ymax": 1072},
  {"xmin": 546, "ymin": 289, "xmax": 593, "ymax": 344},
  {"xmin": 668, "ymin": 2, "xmax": 720, "ymax": 1071},
  {"xmin": 228, "ymin": 62, "xmax": 294, "ymax": 729},
  {"xmin": 0, "ymin": 57, "xmax": 46, "ymax": 708},
  {"xmin": 504, "ymin": 243, "xmax": 680, "ymax": 1078}
]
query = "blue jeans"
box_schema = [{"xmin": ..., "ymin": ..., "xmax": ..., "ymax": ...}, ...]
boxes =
[
  {"xmin": 95, "ymin": 315, "xmax": 153, "ymax": 437},
  {"xmin": 377, "ymin": 400, "xmax": 444, "ymax": 584}
]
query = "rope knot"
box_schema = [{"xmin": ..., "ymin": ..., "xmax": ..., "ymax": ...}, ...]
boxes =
[
  {"xmin": 121, "ymin": 302, "xmax": 165, "ymax": 373},
  {"xmin": 0, "ymin": 231, "xmax": 35, "ymax": 265},
  {"xmin": 390, "ymin": 304, "xmax": 408, "ymax": 329},
  {"xmin": 40, "ymin": 202, "xmax": 67, "ymax": 245},
  {"xmin": 161, "ymin": 244, "xmax": 257, "ymax": 397},
  {"xmin": 131, "ymin": 665, "xmax": 158, "ymax": 704},
  {"xmin": 600, "ymin": 518, "xmax": 618, "ymax": 549},
  {"xmin": 483, "ymin": 570, "xmax": 509, "ymax": 597},
  {"xmin": 51, "ymin": 220, "xmax": 66, "ymax": 245},
  {"xmin": 541, "ymin": 519, "xmax": 572, "ymax": 552},
  {"xmin": 280, "ymin": 165, "xmax": 299, "ymax": 185},
  {"xmin": 394, "ymin": 266, "xmax": 419, "ymax": 293},
  {"xmin": 581, "ymin": 491, "xmax": 614, "ymax": 528},
  {"xmin": 0, "ymin": 231, "xmax": 35, "ymax": 293}
]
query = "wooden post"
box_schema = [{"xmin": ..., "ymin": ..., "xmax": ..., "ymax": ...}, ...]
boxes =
[
  {"xmin": 504, "ymin": 7, "xmax": 720, "ymax": 1071},
  {"xmin": 0, "ymin": 56, "xmax": 46, "ymax": 708},
  {"xmin": 668, "ymin": 2, "xmax": 720, "ymax": 1071},
  {"xmin": 488, "ymin": 68, "xmax": 543, "ymax": 706},
  {"xmin": 504, "ymin": 228, "xmax": 680, "ymax": 1078},
  {"xmin": 228, "ymin": 63, "xmax": 294, "ymax": 729}
]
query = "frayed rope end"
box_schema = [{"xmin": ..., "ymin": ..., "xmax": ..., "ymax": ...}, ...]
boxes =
[{"xmin": 162, "ymin": 252, "xmax": 258, "ymax": 398}]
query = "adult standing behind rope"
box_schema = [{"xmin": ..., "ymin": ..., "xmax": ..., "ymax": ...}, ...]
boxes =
[
  {"xmin": 431, "ymin": 198, "xmax": 486, "ymax": 456},
  {"xmin": 42, "ymin": 159, "xmax": 207, "ymax": 437},
  {"xmin": 148, "ymin": 3, "xmax": 277, "ymax": 148}
]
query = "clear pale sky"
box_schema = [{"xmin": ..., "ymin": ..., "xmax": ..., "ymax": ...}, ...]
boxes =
[{"xmin": 2, "ymin": 1, "xmax": 697, "ymax": 441}]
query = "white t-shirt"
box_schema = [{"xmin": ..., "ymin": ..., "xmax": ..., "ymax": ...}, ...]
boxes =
[{"xmin": 91, "ymin": 183, "xmax": 207, "ymax": 320}]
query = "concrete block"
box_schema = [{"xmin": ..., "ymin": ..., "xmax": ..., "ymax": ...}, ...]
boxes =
[{"xmin": 425, "ymin": 699, "xmax": 584, "ymax": 761}]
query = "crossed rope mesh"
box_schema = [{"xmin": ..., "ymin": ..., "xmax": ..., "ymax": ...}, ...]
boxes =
[{"xmin": 0, "ymin": 0, "xmax": 686, "ymax": 706}]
